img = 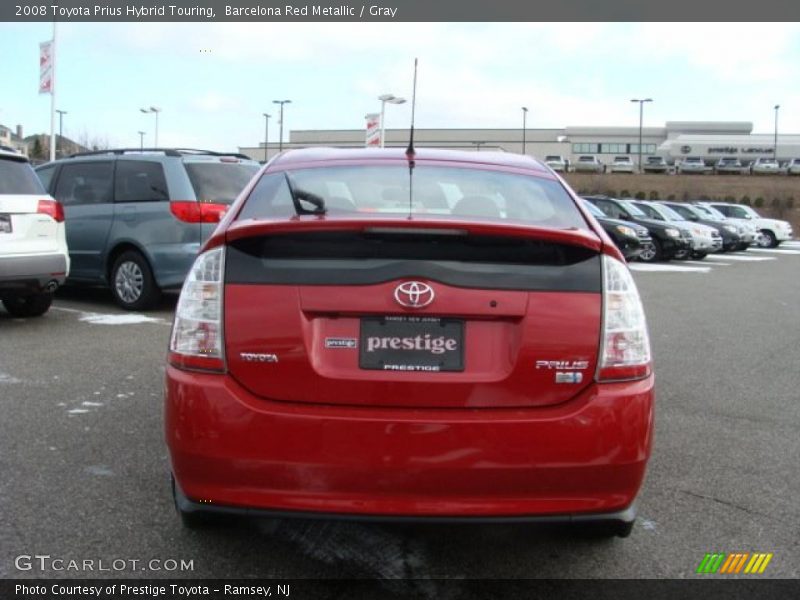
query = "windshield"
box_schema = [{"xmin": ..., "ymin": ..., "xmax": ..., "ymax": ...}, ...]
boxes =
[
  {"xmin": 619, "ymin": 200, "xmax": 646, "ymax": 217},
  {"xmin": 666, "ymin": 203, "xmax": 700, "ymax": 220},
  {"xmin": 738, "ymin": 205, "xmax": 761, "ymax": 218},
  {"xmin": 759, "ymin": 159, "xmax": 777, "ymax": 165},
  {"xmin": 647, "ymin": 157, "xmax": 663, "ymax": 163},
  {"xmin": 545, "ymin": 156, "xmax": 562, "ymax": 161},
  {"xmin": 654, "ymin": 204, "xmax": 685, "ymax": 221},
  {"xmin": 581, "ymin": 199, "xmax": 606, "ymax": 217},
  {"xmin": 614, "ymin": 157, "xmax": 630, "ymax": 162},
  {"xmin": 695, "ymin": 204, "xmax": 726, "ymax": 219},
  {"xmin": 240, "ymin": 165, "xmax": 589, "ymax": 229}
]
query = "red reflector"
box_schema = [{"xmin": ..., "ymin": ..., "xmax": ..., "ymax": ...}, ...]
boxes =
[
  {"xmin": 37, "ymin": 199, "xmax": 64, "ymax": 223},
  {"xmin": 170, "ymin": 201, "xmax": 228, "ymax": 223},
  {"xmin": 168, "ymin": 351, "xmax": 225, "ymax": 373},
  {"xmin": 597, "ymin": 363, "xmax": 652, "ymax": 382}
]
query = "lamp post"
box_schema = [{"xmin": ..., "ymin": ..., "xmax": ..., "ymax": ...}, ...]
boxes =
[
  {"xmin": 137, "ymin": 131, "xmax": 145, "ymax": 150},
  {"xmin": 378, "ymin": 94, "xmax": 406, "ymax": 148},
  {"xmin": 521, "ymin": 107, "xmax": 528, "ymax": 154},
  {"xmin": 774, "ymin": 104, "xmax": 780, "ymax": 160},
  {"xmin": 272, "ymin": 100, "xmax": 291, "ymax": 153},
  {"xmin": 55, "ymin": 109, "xmax": 67, "ymax": 157},
  {"xmin": 262, "ymin": 113, "xmax": 271, "ymax": 162},
  {"xmin": 630, "ymin": 98, "xmax": 652, "ymax": 173},
  {"xmin": 140, "ymin": 106, "xmax": 161, "ymax": 147}
]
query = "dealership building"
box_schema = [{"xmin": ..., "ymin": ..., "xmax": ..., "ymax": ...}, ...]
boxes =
[{"xmin": 240, "ymin": 121, "xmax": 800, "ymax": 166}]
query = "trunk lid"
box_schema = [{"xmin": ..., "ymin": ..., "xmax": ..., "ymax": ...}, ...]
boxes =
[{"xmin": 223, "ymin": 220, "xmax": 603, "ymax": 409}]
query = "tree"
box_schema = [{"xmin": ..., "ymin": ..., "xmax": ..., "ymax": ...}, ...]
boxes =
[{"xmin": 31, "ymin": 137, "xmax": 44, "ymax": 160}]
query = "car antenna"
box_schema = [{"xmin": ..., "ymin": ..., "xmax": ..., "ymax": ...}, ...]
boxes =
[{"xmin": 406, "ymin": 58, "xmax": 418, "ymax": 219}]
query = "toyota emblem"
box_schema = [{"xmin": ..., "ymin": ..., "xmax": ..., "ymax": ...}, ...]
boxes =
[{"xmin": 394, "ymin": 281, "xmax": 435, "ymax": 308}]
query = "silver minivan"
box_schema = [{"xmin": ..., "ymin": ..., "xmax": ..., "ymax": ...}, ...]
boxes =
[{"xmin": 36, "ymin": 149, "xmax": 260, "ymax": 309}]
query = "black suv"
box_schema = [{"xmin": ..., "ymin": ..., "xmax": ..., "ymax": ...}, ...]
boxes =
[{"xmin": 583, "ymin": 196, "xmax": 691, "ymax": 262}]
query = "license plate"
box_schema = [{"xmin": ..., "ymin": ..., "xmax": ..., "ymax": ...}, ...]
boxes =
[
  {"xmin": 359, "ymin": 316, "xmax": 464, "ymax": 372},
  {"xmin": 0, "ymin": 214, "xmax": 10, "ymax": 234}
]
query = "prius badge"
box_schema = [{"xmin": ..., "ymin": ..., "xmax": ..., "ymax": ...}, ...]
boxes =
[
  {"xmin": 536, "ymin": 359, "xmax": 589, "ymax": 384},
  {"xmin": 394, "ymin": 281, "xmax": 435, "ymax": 309}
]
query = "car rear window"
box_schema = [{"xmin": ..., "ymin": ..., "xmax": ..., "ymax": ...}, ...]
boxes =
[
  {"xmin": 184, "ymin": 161, "xmax": 259, "ymax": 205},
  {"xmin": 0, "ymin": 158, "xmax": 46, "ymax": 195},
  {"xmin": 238, "ymin": 165, "xmax": 588, "ymax": 230}
]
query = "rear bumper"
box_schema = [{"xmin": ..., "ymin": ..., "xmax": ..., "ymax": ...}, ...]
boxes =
[
  {"xmin": 0, "ymin": 253, "xmax": 68, "ymax": 293},
  {"xmin": 165, "ymin": 367, "xmax": 655, "ymax": 519}
]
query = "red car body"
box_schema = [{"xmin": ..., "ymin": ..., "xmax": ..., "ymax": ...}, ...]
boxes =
[{"xmin": 165, "ymin": 148, "xmax": 654, "ymax": 536}]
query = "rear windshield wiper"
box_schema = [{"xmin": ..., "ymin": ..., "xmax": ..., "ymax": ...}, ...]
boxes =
[{"xmin": 284, "ymin": 172, "xmax": 326, "ymax": 215}]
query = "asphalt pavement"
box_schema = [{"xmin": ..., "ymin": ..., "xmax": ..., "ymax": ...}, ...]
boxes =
[{"xmin": 1, "ymin": 244, "xmax": 798, "ymax": 590}]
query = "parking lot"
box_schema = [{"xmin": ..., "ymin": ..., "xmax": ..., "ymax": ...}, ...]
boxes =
[{"xmin": 1, "ymin": 243, "xmax": 799, "ymax": 587}]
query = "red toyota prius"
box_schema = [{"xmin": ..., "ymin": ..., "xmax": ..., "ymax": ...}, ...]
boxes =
[{"xmin": 165, "ymin": 148, "xmax": 654, "ymax": 537}]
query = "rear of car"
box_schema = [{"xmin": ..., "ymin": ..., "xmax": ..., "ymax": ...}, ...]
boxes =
[
  {"xmin": 643, "ymin": 156, "xmax": 668, "ymax": 173},
  {"xmin": 36, "ymin": 150, "xmax": 259, "ymax": 309},
  {"xmin": 750, "ymin": 157, "xmax": 780, "ymax": 175},
  {"xmin": 165, "ymin": 149, "xmax": 655, "ymax": 537},
  {"xmin": 610, "ymin": 156, "xmax": 634, "ymax": 173},
  {"xmin": 0, "ymin": 150, "xmax": 68, "ymax": 317},
  {"xmin": 787, "ymin": 158, "xmax": 800, "ymax": 175},
  {"xmin": 544, "ymin": 155, "xmax": 567, "ymax": 172},
  {"xmin": 714, "ymin": 157, "xmax": 742, "ymax": 174},
  {"xmin": 678, "ymin": 157, "xmax": 707, "ymax": 174},
  {"xmin": 573, "ymin": 155, "xmax": 604, "ymax": 173}
]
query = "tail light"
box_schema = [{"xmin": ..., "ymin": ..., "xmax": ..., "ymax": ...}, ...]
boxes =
[
  {"xmin": 37, "ymin": 199, "xmax": 64, "ymax": 223},
  {"xmin": 597, "ymin": 255, "xmax": 652, "ymax": 382},
  {"xmin": 170, "ymin": 201, "xmax": 229, "ymax": 223},
  {"xmin": 169, "ymin": 247, "xmax": 226, "ymax": 373}
]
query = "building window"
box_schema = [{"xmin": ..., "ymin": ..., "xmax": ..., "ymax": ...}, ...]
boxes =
[
  {"xmin": 600, "ymin": 143, "xmax": 629, "ymax": 154},
  {"xmin": 572, "ymin": 143, "xmax": 599, "ymax": 154},
  {"xmin": 630, "ymin": 144, "xmax": 656, "ymax": 154}
]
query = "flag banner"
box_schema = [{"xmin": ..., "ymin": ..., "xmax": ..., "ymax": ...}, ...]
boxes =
[
  {"xmin": 39, "ymin": 39, "xmax": 54, "ymax": 94},
  {"xmin": 365, "ymin": 113, "xmax": 381, "ymax": 147}
]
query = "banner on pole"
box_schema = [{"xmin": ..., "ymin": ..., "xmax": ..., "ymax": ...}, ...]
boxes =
[
  {"xmin": 365, "ymin": 113, "xmax": 381, "ymax": 148},
  {"xmin": 39, "ymin": 39, "xmax": 54, "ymax": 94}
]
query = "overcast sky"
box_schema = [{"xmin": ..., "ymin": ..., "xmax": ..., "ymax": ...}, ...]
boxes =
[{"xmin": 2, "ymin": 22, "xmax": 799, "ymax": 152}]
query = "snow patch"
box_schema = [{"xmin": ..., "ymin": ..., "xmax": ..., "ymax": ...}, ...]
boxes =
[
  {"xmin": 0, "ymin": 373, "xmax": 22, "ymax": 384},
  {"xmin": 82, "ymin": 401, "xmax": 104, "ymax": 407},
  {"xmin": 67, "ymin": 408, "xmax": 89, "ymax": 415}
]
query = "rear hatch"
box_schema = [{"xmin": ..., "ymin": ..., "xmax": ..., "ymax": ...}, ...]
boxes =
[
  {"xmin": 0, "ymin": 157, "xmax": 59, "ymax": 255},
  {"xmin": 223, "ymin": 221, "xmax": 604, "ymax": 409},
  {"xmin": 181, "ymin": 156, "xmax": 260, "ymax": 240}
]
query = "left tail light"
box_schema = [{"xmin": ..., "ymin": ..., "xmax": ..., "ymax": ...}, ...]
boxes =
[
  {"xmin": 169, "ymin": 246, "xmax": 226, "ymax": 373},
  {"xmin": 170, "ymin": 201, "xmax": 229, "ymax": 223},
  {"xmin": 37, "ymin": 199, "xmax": 64, "ymax": 223}
]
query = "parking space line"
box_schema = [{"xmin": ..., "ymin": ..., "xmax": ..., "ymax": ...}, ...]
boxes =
[
  {"xmin": 747, "ymin": 248, "xmax": 800, "ymax": 255},
  {"xmin": 711, "ymin": 255, "xmax": 776, "ymax": 262},
  {"xmin": 629, "ymin": 264, "xmax": 711, "ymax": 273},
  {"xmin": 688, "ymin": 260, "xmax": 730, "ymax": 266}
]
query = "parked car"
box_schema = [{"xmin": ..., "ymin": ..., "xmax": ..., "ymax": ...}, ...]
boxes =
[
  {"xmin": 581, "ymin": 198, "xmax": 651, "ymax": 261},
  {"xmin": 643, "ymin": 156, "xmax": 669, "ymax": 174},
  {"xmin": 0, "ymin": 149, "xmax": 69, "ymax": 317},
  {"xmin": 583, "ymin": 195, "xmax": 691, "ymax": 262},
  {"xmin": 749, "ymin": 157, "xmax": 781, "ymax": 175},
  {"xmin": 704, "ymin": 202, "xmax": 793, "ymax": 248},
  {"xmin": 629, "ymin": 200, "xmax": 722, "ymax": 259},
  {"xmin": 677, "ymin": 157, "xmax": 708, "ymax": 174},
  {"xmin": 658, "ymin": 201, "xmax": 742, "ymax": 252},
  {"xmin": 714, "ymin": 157, "xmax": 743, "ymax": 175},
  {"xmin": 573, "ymin": 155, "xmax": 605, "ymax": 173},
  {"xmin": 786, "ymin": 158, "xmax": 800, "ymax": 175},
  {"xmin": 610, "ymin": 156, "xmax": 635, "ymax": 173},
  {"xmin": 166, "ymin": 148, "xmax": 654, "ymax": 538},
  {"xmin": 35, "ymin": 148, "xmax": 260, "ymax": 309},
  {"xmin": 544, "ymin": 155, "xmax": 568, "ymax": 172},
  {"xmin": 691, "ymin": 202, "xmax": 756, "ymax": 250}
]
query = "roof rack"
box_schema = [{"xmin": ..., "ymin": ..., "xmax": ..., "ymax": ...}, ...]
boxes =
[{"xmin": 68, "ymin": 148, "xmax": 254, "ymax": 160}]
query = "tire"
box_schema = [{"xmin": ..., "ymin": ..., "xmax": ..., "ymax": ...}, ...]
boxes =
[
  {"xmin": 691, "ymin": 252, "xmax": 707, "ymax": 260},
  {"xmin": 2, "ymin": 292, "xmax": 53, "ymax": 317},
  {"xmin": 110, "ymin": 250, "xmax": 161, "ymax": 310},
  {"xmin": 638, "ymin": 238, "xmax": 663, "ymax": 263},
  {"xmin": 673, "ymin": 244, "xmax": 690, "ymax": 260},
  {"xmin": 759, "ymin": 230, "xmax": 778, "ymax": 248}
]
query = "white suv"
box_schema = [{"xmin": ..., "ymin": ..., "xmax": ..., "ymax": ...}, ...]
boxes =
[
  {"xmin": 0, "ymin": 150, "xmax": 69, "ymax": 317},
  {"xmin": 707, "ymin": 202, "xmax": 793, "ymax": 248}
]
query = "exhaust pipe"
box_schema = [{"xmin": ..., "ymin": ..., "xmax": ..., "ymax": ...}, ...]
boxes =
[{"xmin": 44, "ymin": 280, "xmax": 59, "ymax": 293}]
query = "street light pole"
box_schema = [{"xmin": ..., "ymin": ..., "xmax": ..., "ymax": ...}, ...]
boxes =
[
  {"xmin": 630, "ymin": 98, "xmax": 652, "ymax": 173},
  {"xmin": 272, "ymin": 100, "xmax": 292, "ymax": 153},
  {"xmin": 262, "ymin": 113, "xmax": 271, "ymax": 162},
  {"xmin": 137, "ymin": 131, "xmax": 145, "ymax": 150},
  {"xmin": 774, "ymin": 104, "xmax": 780, "ymax": 160},
  {"xmin": 521, "ymin": 107, "xmax": 528, "ymax": 155},
  {"xmin": 55, "ymin": 109, "xmax": 67, "ymax": 157},
  {"xmin": 140, "ymin": 106, "xmax": 161, "ymax": 147},
  {"xmin": 378, "ymin": 94, "xmax": 406, "ymax": 148}
]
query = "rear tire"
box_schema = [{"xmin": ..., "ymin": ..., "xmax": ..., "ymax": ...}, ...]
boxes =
[
  {"xmin": 2, "ymin": 292, "xmax": 53, "ymax": 317},
  {"xmin": 110, "ymin": 250, "xmax": 161, "ymax": 311}
]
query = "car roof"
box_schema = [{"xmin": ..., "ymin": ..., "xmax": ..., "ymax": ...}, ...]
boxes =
[
  {"xmin": 269, "ymin": 147, "xmax": 550, "ymax": 174},
  {"xmin": 0, "ymin": 148, "xmax": 29, "ymax": 163}
]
